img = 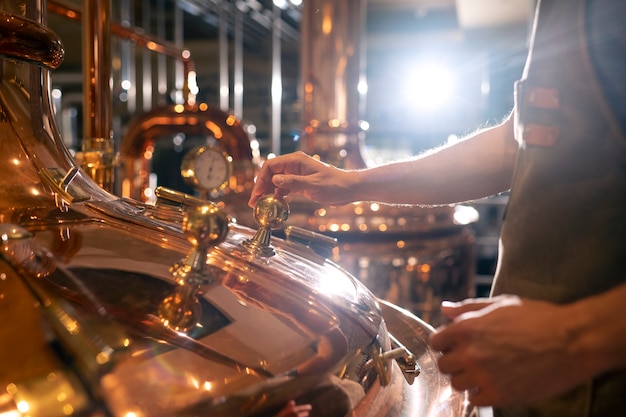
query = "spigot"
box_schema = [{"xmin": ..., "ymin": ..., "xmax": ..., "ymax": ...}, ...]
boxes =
[
  {"xmin": 365, "ymin": 333, "xmax": 421, "ymax": 387},
  {"xmin": 242, "ymin": 194, "xmax": 289, "ymax": 257}
]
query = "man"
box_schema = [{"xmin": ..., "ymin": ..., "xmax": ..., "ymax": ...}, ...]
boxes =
[{"xmin": 249, "ymin": 0, "xmax": 626, "ymax": 416}]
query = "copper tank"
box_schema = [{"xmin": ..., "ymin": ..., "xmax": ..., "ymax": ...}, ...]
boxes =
[
  {"xmin": 288, "ymin": 0, "xmax": 476, "ymax": 327},
  {"xmin": 0, "ymin": 1, "xmax": 474, "ymax": 416}
]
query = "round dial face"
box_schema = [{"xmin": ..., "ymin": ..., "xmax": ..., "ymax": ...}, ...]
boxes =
[{"xmin": 181, "ymin": 146, "xmax": 232, "ymax": 191}]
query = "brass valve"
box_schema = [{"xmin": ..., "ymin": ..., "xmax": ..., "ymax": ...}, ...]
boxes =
[
  {"xmin": 169, "ymin": 202, "xmax": 230, "ymax": 287},
  {"xmin": 241, "ymin": 194, "xmax": 289, "ymax": 257},
  {"xmin": 160, "ymin": 203, "xmax": 230, "ymax": 332}
]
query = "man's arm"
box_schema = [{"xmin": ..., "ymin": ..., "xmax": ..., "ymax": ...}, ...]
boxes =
[
  {"xmin": 250, "ymin": 112, "xmax": 518, "ymax": 208},
  {"xmin": 355, "ymin": 112, "xmax": 518, "ymax": 205}
]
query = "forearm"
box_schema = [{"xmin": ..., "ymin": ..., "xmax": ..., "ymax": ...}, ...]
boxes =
[
  {"xmin": 567, "ymin": 281, "xmax": 626, "ymax": 378},
  {"xmin": 352, "ymin": 113, "xmax": 518, "ymax": 206}
]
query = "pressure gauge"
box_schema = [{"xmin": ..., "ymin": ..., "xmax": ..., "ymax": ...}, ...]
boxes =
[{"xmin": 181, "ymin": 146, "xmax": 232, "ymax": 191}]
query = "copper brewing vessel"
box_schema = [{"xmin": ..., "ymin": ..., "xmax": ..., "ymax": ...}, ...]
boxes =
[{"xmin": 0, "ymin": 2, "xmax": 474, "ymax": 416}]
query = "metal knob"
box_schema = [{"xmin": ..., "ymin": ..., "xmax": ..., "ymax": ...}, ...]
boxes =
[
  {"xmin": 181, "ymin": 203, "xmax": 231, "ymax": 252},
  {"xmin": 170, "ymin": 203, "xmax": 230, "ymax": 286},
  {"xmin": 242, "ymin": 194, "xmax": 289, "ymax": 257}
]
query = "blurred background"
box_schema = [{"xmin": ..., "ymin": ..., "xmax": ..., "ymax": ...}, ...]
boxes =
[
  {"xmin": 47, "ymin": 0, "xmax": 531, "ymax": 159},
  {"xmin": 45, "ymin": 0, "xmax": 533, "ymax": 313}
]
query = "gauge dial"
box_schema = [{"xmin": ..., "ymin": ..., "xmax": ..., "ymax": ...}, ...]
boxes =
[{"xmin": 181, "ymin": 146, "xmax": 232, "ymax": 191}]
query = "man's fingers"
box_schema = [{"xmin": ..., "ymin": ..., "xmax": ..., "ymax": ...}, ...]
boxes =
[
  {"xmin": 440, "ymin": 298, "xmax": 495, "ymax": 320},
  {"xmin": 440, "ymin": 295, "xmax": 519, "ymax": 320}
]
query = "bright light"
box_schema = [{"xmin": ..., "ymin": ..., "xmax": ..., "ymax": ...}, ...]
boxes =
[
  {"xmin": 273, "ymin": 0, "xmax": 288, "ymax": 9},
  {"xmin": 405, "ymin": 62, "xmax": 456, "ymax": 111},
  {"xmin": 358, "ymin": 78, "xmax": 368, "ymax": 95},
  {"xmin": 16, "ymin": 401, "xmax": 29, "ymax": 413},
  {"xmin": 454, "ymin": 205, "xmax": 479, "ymax": 225},
  {"xmin": 271, "ymin": 78, "xmax": 282, "ymax": 103},
  {"xmin": 187, "ymin": 70, "xmax": 199, "ymax": 95},
  {"xmin": 247, "ymin": 124, "xmax": 257, "ymax": 135}
]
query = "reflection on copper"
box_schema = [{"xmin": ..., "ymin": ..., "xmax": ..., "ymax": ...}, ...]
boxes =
[
  {"xmin": 0, "ymin": 224, "xmax": 55, "ymax": 279},
  {"xmin": 158, "ymin": 284, "xmax": 202, "ymax": 332},
  {"xmin": 294, "ymin": 328, "xmax": 348, "ymax": 377},
  {"xmin": 50, "ymin": 227, "xmax": 83, "ymax": 264},
  {"xmin": 223, "ymin": 270, "xmax": 338, "ymax": 337}
]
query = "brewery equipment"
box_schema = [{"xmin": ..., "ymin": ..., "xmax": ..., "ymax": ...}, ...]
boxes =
[
  {"xmin": 0, "ymin": 1, "xmax": 474, "ymax": 416},
  {"xmin": 289, "ymin": 0, "xmax": 476, "ymax": 326},
  {"xmin": 105, "ymin": 0, "xmax": 475, "ymax": 328}
]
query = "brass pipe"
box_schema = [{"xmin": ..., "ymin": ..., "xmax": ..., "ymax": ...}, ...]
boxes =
[
  {"xmin": 47, "ymin": 0, "xmax": 195, "ymax": 98},
  {"xmin": 48, "ymin": 0, "xmax": 255, "ymax": 211},
  {"xmin": 119, "ymin": 103, "xmax": 256, "ymax": 203},
  {"xmin": 78, "ymin": 0, "xmax": 115, "ymax": 192},
  {"xmin": 47, "ymin": 0, "xmax": 196, "ymax": 193},
  {"xmin": 82, "ymin": 0, "xmax": 111, "ymax": 144}
]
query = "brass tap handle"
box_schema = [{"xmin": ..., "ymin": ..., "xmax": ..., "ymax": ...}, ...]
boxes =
[
  {"xmin": 182, "ymin": 203, "xmax": 231, "ymax": 249},
  {"xmin": 242, "ymin": 194, "xmax": 290, "ymax": 257},
  {"xmin": 162, "ymin": 204, "xmax": 230, "ymax": 331},
  {"xmin": 155, "ymin": 186, "xmax": 208, "ymax": 210},
  {"xmin": 171, "ymin": 203, "xmax": 230, "ymax": 287}
]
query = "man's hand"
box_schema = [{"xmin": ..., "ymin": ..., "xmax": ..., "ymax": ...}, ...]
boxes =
[
  {"xmin": 249, "ymin": 152, "xmax": 357, "ymax": 208},
  {"xmin": 429, "ymin": 295, "xmax": 590, "ymax": 407}
]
